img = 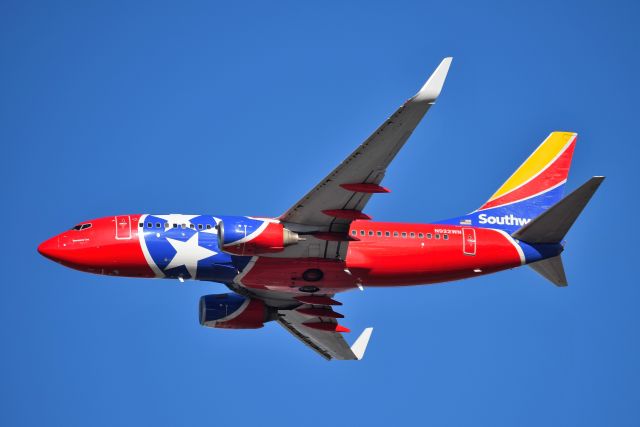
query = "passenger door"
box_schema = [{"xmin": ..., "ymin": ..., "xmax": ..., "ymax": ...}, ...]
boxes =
[
  {"xmin": 462, "ymin": 227, "xmax": 476, "ymax": 256},
  {"xmin": 115, "ymin": 215, "xmax": 132, "ymax": 240}
]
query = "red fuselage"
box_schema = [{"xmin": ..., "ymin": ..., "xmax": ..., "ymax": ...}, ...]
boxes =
[{"xmin": 38, "ymin": 214, "xmax": 526, "ymax": 295}]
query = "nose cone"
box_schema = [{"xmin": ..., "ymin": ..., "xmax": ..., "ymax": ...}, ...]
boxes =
[{"xmin": 38, "ymin": 236, "xmax": 60, "ymax": 261}]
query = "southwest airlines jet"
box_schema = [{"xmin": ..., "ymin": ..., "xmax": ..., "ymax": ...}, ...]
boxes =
[{"xmin": 38, "ymin": 58, "xmax": 603, "ymax": 360}]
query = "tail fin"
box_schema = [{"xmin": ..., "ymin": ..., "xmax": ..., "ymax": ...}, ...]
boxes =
[
  {"xmin": 512, "ymin": 176, "xmax": 604, "ymax": 243},
  {"xmin": 446, "ymin": 132, "xmax": 578, "ymax": 233},
  {"xmin": 479, "ymin": 131, "xmax": 577, "ymax": 213}
]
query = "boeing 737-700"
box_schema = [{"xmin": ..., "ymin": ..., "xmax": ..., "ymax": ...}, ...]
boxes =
[{"xmin": 38, "ymin": 58, "xmax": 604, "ymax": 360}]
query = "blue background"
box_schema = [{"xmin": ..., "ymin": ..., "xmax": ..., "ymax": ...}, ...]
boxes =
[{"xmin": 1, "ymin": 1, "xmax": 637, "ymax": 425}]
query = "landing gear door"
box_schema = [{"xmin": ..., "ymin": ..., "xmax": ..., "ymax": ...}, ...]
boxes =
[
  {"xmin": 463, "ymin": 227, "xmax": 476, "ymax": 256},
  {"xmin": 115, "ymin": 215, "xmax": 132, "ymax": 240}
]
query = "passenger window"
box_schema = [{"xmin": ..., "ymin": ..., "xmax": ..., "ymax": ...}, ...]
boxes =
[
  {"xmin": 435, "ymin": 234, "xmax": 440, "ymax": 239},
  {"xmin": 155, "ymin": 223, "xmax": 161, "ymax": 228},
  {"xmin": 418, "ymin": 233, "xmax": 424, "ymax": 238},
  {"xmin": 190, "ymin": 224, "xmax": 195, "ymax": 229},
  {"xmin": 410, "ymin": 232, "xmax": 415, "ymax": 238},
  {"xmin": 427, "ymin": 233, "xmax": 432, "ymax": 239},
  {"xmin": 198, "ymin": 224, "xmax": 203, "ymax": 230},
  {"xmin": 443, "ymin": 234, "xmax": 449, "ymax": 240},
  {"xmin": 173, "ymin": 223, "xmax": 178, "ymax": 228},
  {"xmin": 385, "ymin": 231, "xmax": 390, "ymax": 237},
  {"xmin": 351, "ymin": 230, "xmax": 357, "ymax": 236},
  {"xmin": 181, "ymin": 224, "xmax": 186, "ymax": 229},
  {"xmin": 147, "ymin": 222, "xmax": 152, "ymax": 228},
  {"xmin": 393, "ymin": 231, "xmax": 399, "ymax": 237},
  {"xmin": 139, "ymin": 223, "xmax": 144, "ymax": 228},
  {"xmin": 360, "ymin": 230, "xmax": 365, "ymax": 236},
  {"xmin": 206, "ymin": 224, "xmax": 212, "ymax": 230},
  {"xmin": 401, "ymin": 232, "xmax": 407, "ymax": 238},
  {"xmin": 368, "ymin": 230, "xmax": 374, "ymax": 236},
  {"xmin": 377, "ymin": 231, "xmax": 382, "ymax": 236}
]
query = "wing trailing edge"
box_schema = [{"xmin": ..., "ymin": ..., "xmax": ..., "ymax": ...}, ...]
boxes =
[{"xmin": 277, "ymin": 309, "xmax": 374, "ymax": 360}]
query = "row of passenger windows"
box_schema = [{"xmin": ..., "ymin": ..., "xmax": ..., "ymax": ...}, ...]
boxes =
[
  {"xmin": 351, "ymin": 229, "xmax": 449, "ymax": 240},
  {"xmin": 140, "ymin": 222, "xmax": 213, "ymax": 230}
]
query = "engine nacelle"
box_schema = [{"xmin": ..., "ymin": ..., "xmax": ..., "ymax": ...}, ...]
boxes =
[
  {"xmin": 199, "ymin": 293, "xmax": 269, "ymax": 329},
  {"xmin": 217, "ymin": 216, "xmax": 300, "ymax": 256}
]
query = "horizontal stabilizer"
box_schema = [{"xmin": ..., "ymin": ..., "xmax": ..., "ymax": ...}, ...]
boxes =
[
  {"xmin": 512, "ymin": 176, "xmax": 604, "ymax": 243},
  {"xmin": 529, "ymin": 255, "xmax": 568, "ymax": 287}
]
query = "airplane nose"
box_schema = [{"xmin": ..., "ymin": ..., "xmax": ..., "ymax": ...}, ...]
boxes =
[{"xmin": 37, "ymin": 236, "xmax": 60, "ymax": 261}]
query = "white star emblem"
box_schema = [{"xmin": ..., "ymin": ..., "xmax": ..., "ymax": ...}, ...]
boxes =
[{"xmin": 165, "ymin": 233, "xmax": 217, "ymax": 279}]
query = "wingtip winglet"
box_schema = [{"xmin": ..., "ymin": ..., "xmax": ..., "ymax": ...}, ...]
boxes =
[
  {"xmin": 350, "ymin": 327, "xmax": 374, "ymax": 360},
  {"xmin": 413, "ymin": 57, "xmax": 453, "ymax": 103}
]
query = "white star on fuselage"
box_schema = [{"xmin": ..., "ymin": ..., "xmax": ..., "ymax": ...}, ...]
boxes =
[{"xmin": 165, "ymin": 233, "xmax": 217, "ymax": 279}]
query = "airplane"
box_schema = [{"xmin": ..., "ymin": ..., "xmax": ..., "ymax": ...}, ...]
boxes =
[{"xmin": 38, "ymin": 57, "xmax": 604, "ymax": 361}]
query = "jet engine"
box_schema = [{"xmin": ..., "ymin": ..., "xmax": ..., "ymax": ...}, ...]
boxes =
[
  {"xmin": 199, "ymin": 293, "xmax": 274, "ymax": 329},
  {"xmin": 217, "ymin": 216, "xmax": 300, "ymax": 256}
]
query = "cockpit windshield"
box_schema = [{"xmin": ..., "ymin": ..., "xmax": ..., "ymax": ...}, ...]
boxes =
[{"xmin": 71, "ymin": 223, "xmax": 92, "ymax": 231}]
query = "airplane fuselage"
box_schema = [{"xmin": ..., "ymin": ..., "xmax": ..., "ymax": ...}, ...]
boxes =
[{"xmin": 38, "ymin": 214, "xmax": 563, "ymax": 296}]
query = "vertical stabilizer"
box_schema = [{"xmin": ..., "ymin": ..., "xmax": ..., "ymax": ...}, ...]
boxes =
[
  {"xmin": 477, "ymin": 132, "xmax": 577, "ymax": 214},
  {"xmin": 440, "ymin": 132, "xmax": 579, "ymax": 233}
]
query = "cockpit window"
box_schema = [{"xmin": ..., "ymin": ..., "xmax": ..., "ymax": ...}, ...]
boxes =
[{"xmin": 71, "ymin": 223, "xmax": 92, "ymax": 231}]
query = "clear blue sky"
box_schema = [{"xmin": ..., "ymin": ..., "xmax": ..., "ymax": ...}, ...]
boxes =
[{"xmin": 1, "ymin": 1, "xmax": 638, "ymax": 426}]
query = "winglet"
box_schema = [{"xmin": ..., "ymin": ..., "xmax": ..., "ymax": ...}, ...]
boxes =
[
  {"xmin": 350, "ymin": 327, "xmax": 373, "ymax": 360},
  {"xmin": 413, "ymin": 57, "xmax": 453, "ymax": 103}
]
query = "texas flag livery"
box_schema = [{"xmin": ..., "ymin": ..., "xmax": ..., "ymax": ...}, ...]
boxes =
[{"xmin": 38, "ymin": 58, "xmax": 603, "ymax": 360}]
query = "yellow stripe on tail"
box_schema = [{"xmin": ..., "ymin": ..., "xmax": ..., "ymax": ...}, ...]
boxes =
[{"xmin": 487, "ymin": 132, "xmax": 576, "ymax": 203}]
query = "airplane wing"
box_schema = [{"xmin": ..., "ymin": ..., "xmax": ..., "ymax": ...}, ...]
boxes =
[
  {"xmin": 238, "ymin": 59, "xmax": 451, "ymax": 359},
  {"xmin": 280, "ymin": 57, "xmax": 452, "ymax": 235},
  {"xmin": 277, "ymin": 307, "xmax": 373, "ymax": 360}
]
